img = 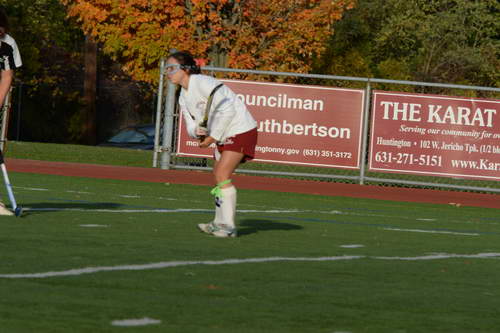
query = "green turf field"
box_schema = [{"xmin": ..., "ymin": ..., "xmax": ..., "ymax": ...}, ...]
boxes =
[{"xmin": 1, "ymin": 172, "xmax": 499, "ymax": 332}]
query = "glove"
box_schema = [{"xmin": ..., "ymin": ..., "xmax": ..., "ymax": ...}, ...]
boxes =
[{"xmin": 195, "ymin": 126, "xmax": 208, "ymax": 137}]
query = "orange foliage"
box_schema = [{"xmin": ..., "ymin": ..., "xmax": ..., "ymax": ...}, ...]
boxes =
[{"xmin": 61, "ymin": 0, "xmax": 355, "ymax": 83}]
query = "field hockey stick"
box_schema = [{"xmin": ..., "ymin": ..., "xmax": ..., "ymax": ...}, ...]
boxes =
[
  {"xmin": 198, "ymin": 83, "xmax": 224, "ymax": 141},
  {"xmin": 0, "ymin": 88, "xmax": 12, "ymax": 152},
  {"xmin": 0, "ymin": 150, "xmax": 22, "ymax": 217}
]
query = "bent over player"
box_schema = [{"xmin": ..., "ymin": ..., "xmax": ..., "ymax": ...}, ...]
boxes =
[
  {"xmin": 166, "ymin": 51, "xmax": 258, "ymax": 237},
  {"xmin": 0, "ymin": 9, "xmax": 21, "ymax": 216}
]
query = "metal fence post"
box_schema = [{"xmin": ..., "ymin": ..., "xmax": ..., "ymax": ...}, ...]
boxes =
[
  {"xmin": 16, "ymin": 83, "xmax": 22, "ymax": 141},
  {"xmin": 158, "ymin": 64, "xmax": 499, "ymax": 193},
  {"xmin": 0, "ymin": 88, "xmax": 12, "ymax": 152},
  {"xmin": 160, "ymin": 49, "xmax": 177, "ymax": 169},
  {"xmin": 153, "ymin": 58, "xmax": 166, "ymax": 167},
  {"xmin": 359, "ymin": 80, "xmax": 371, "ymax": 185}
]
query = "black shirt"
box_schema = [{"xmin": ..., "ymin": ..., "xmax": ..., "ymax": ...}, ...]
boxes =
[{"xmin": 0, "ymin": 41, "xmax": 15, "ymax": 71}]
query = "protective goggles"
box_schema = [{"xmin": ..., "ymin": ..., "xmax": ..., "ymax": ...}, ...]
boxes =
[{"xmin": 165, "ymin": 64, "xmax": 181, "ymax": 75}]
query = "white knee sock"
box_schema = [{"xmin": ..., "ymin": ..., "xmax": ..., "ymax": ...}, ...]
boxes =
[
  {"xmin": 219, "ymin": 186, "xmax": 237, "ymax": 228},
  {"xmin": 213, "ymin": 196, "xmax": 223, "ymax": 224}
]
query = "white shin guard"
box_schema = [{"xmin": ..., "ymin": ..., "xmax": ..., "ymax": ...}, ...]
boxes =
[
  {"xmin": 216, "ymin": 186, "xmax": 237, "ymax": 228},
  {"xmin": 214, "ymin": 196, "xmax": 223, "ymax": 224}
]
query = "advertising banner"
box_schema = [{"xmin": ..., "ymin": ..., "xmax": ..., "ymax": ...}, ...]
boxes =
[
  {"xmin": 176, "ymin": 80, "xmax": 365, "ymax": 169},
  {"xmin": 369, "ymin": 91, "xmax": 500, "ymax": 180}
]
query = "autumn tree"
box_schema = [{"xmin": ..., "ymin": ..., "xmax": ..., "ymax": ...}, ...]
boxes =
[{"xmin": 60, "ymin": 0, "xmax": 355, "ymax": 83}]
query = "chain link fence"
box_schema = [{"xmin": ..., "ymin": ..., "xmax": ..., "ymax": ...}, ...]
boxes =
[
  {"xmin": 153, "ymin": 64, "xmax": 499, "ymax": 194},
  {"xmin": 0, "ymin": 65, "xmax": 497, "ymax": 194}
]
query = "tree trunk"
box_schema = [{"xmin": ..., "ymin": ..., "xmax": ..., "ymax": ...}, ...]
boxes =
[
  {"xmin": 83, "ymin": 35, "xmax": 97, "ymax": 145},
  {"xmin": 208, "ymin": 45, "xmax": 228, "ymax": 68}
]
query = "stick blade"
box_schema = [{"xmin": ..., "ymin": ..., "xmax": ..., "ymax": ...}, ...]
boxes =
[{"xmin": 14, "ymin": 206, "xmax": 23, "ymax": 217}]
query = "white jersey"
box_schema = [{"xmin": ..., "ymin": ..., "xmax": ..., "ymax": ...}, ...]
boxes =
[
  {"xmin": 179, "ymin": 74, "xmax": 256, "ymax": 142},
  {"xmin": 1, "ymin": 34, "xmax": 22, "ymax": 68}
]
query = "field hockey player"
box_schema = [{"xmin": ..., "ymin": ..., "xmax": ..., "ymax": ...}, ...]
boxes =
[
  {"xmin": 166, "ymin": 51, "xmax": 258, "ymax": 238},
  {"xmin": 0, "ymin": 8, "xmax": 21, "ymax": 216}
]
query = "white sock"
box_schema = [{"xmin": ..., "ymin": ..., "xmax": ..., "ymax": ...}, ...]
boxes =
[
  {"xmin": 213, "ymin": 196, "xmax": 223, "ymax": 224},
  {"xmin": 219, "ymin": 186, "xmax": 237, "ymax": 228}
]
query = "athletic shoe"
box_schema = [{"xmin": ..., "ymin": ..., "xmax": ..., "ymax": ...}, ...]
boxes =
[
  {"xmin": 211, "ymin": 224, "xmax": 237, "ymax": 238},
  {"xmin": 197, "ymin": 222, "xmax": 237, "ymax": 238},
  {"xmin": 0, "ymin": 202, "xmax": 13, "ymax": 216},
  {"xmin": 197, "ymin": 222, "xmax": 217, "ymax": 235}
]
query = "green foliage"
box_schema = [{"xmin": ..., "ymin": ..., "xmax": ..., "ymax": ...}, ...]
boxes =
[
  {"xmin": 321, "ymin": 0, "xmax": 499, "ymax": 89},
  {"xmin": 1, "ymin": 0, "xmax": 88, "ymax": 143},
  {"xmin": 1, "ymin": 0, "xmax": 85, "ymax": 87}
]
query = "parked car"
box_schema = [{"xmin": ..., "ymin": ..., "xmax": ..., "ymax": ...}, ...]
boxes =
[{"xmin": 99, "ymin": 124, "xmax": 155, "ymax": 150}]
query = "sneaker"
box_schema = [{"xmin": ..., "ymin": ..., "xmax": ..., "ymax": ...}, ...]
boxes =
[
  {"xmin": 0, "ymin": 203, "xmax": 13, "ymax": 216},
  {"xmin": 197, "ymin": 222, "xmax": 217, "ymax": 235},
  {"xmin": 197, "ymin": 222, "xmax": 237, "ymax": 238},
  {"xmin": 211, "ymin": 225, "xmax": 237, "ymax": 238}
]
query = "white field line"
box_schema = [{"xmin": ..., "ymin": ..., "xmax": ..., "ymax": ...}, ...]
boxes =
[
  {"xmin": 22, "ymin": 207, "xmax": 487, "ymax": 236},
  {"xmin": 23, "ymin": 208, "xmax": 301, "ymax": 214},
  {"xmin": 1, "ymin": 253, "xmax": 499, "ymax": 279},
  {"xmin": 288, "ymin": 210, "xmax": 499, "ymax": 225},
  {"xmin": 20, "ymin": 207, "xmax": 499, "ymax": 231},
  {"xmin": 0, "ymin": 256, "xmax": 363, "ymax": 279},
  {"xmin": 375, "ymin": 253, "xmax": 500, "ymax": 261},
  {"xmin": 312, "ymin": 210, "xmax": 498, "ymax": 226},
  {"xmin": 382, "ymin": 227, "xmax": 480, "ymax": 236},
  {"xmin": 79, "ymin": 224, "xmax": 109, "ymax": 228},
  {"xmin": 10, "ymin": 186, "xmax": 428, "ymax": 219},
  {"xmin": 306, "ymin": 210, "xmax": 499, "ymax": 226},
  {"xmin": 111, "ymin": 318, "xmax": 161, "ymax": 327},
  {"xmin": 15, "ymin": 186, "xmax": 49, "ymax": 191},
  {"xmin": 14, "ymin": 186, "xmax": 197, "ymax": 203},
  {"xmin": 13, "ymin": 186, "xmax": 499, "ymax": 225},
  {"xmin": 24, "ymin": 208, "xmax": 214, "ymax": 213}
]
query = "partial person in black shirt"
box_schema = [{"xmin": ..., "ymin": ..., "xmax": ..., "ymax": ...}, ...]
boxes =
[
  {"xmin": 0, "ymin": 31, "xmax": 15, "ymax": 108},
  {"xmin": 0, "ymin": 8, "xmax": 19, "ymax": 216}
]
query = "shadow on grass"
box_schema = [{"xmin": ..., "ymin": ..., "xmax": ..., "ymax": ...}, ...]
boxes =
[
  {"xmin": 17, "ymin": 202, "xmax": 124, "ymax": 217},
  {"xmin": 238, "ymin": 219, "xmax": 302, "ymax": 236}
]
